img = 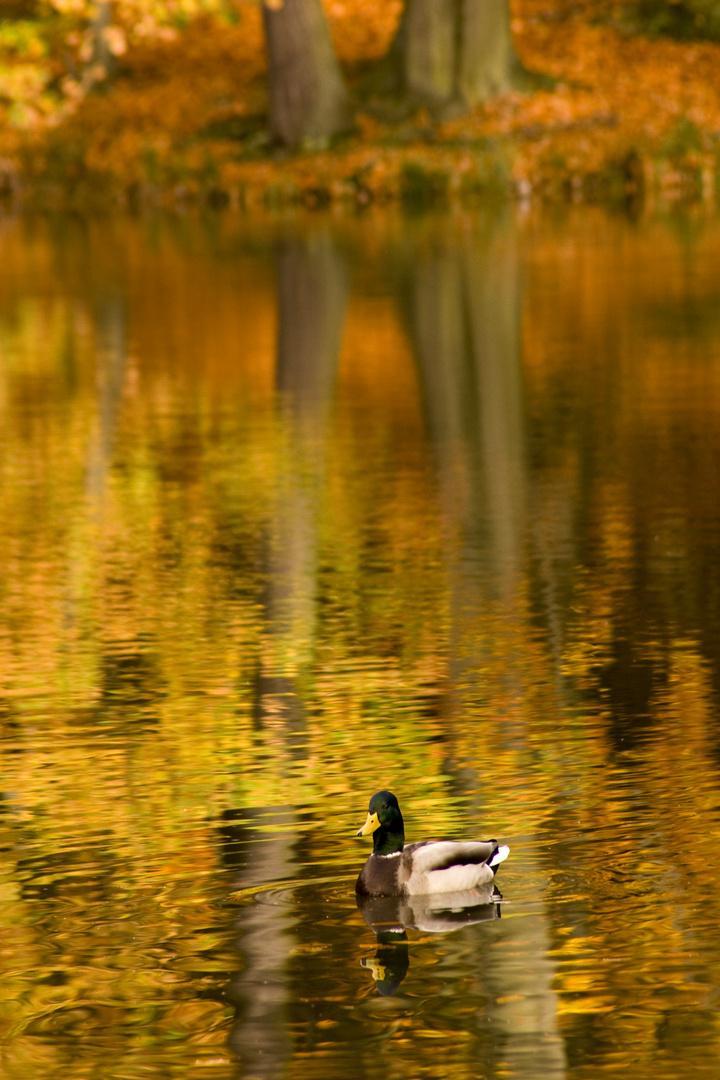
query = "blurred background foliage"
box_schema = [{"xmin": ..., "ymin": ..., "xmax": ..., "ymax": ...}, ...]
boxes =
[
  {"xmin": 626, "ymin": 0, "xmax": 720, "ymax": 38},
  {"xmin": 0, "ymin": 0, "xmax": 240, "ymax": 127},
  {"xmin": 0, "ymin": 0, "xmax": 719, "ymax": 205}
]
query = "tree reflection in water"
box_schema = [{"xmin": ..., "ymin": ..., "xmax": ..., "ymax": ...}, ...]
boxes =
[{"xmin": 0, "ymin": 209, "xmax": 719, "ymax": 1080}]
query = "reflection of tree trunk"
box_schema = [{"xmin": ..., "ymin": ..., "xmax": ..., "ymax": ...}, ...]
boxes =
[
  {"xmin": 409, "ymin": 223, "xmax": 572, "ymax": 685},
  {"xmin": 405, "ymin": 217, "xmax": 526, "ymax": 755},
  {"xmin": 262, "ymin": 0, "xmax": 349, "ymax": 147},
  {"xmin": 409, "ymin": 222, "xmax": 524, "ymax": 590},
  {"xmin": 222, "ymin": 809, "xmax": 299, "ymax": 1080},
  {"xmin": 484, "ymin": 899, "xmax": 567, "ymax": 1079},
  {"xmin": 462, "ymin": 236, "xmax": 525, "ymax": 576},
  {"xmin": 275, "ymin": 233, "xmax": 346, "ymax": 426},
  {"xmin": 255, "ymin": 232, "xmax": 347, "ymax": 730},
  {"xmin": 405, "ymin": 221, "xmax": 566, "ymax": 1079},
  {"xmin": 81, "ymin": 296, "xmax": 161, "ymax": 720},
  {"xmin": 86, "ymin": 294, "xmax": 126, "ymax": 507}
]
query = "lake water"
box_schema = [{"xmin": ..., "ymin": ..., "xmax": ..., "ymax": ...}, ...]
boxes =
[{"xmin": 1, "ymin": 204, "xmax": 720, "ymax": 1080}]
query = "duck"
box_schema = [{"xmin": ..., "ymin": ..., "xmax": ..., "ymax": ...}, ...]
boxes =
[{"xmin": 355, "ymin": 790, "xmax": 509, "ymax": 898}]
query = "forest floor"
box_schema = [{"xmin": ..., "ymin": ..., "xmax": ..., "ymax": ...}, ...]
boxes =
[{"xmin": 2, "ymin": 0, "xmax": 720, "ymax": 211}]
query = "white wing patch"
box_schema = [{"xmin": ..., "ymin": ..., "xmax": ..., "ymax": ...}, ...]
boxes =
[
  {"xmin": 405, "ymin": 840, "xmax": 497, "ymax": 874},
  {"xmin": 426, "ymin": 862, "xmax": 493, "ymax": 892},
  {"xmin": 401, "ymin": 840, "xmax": 503, "ymax": 895}
]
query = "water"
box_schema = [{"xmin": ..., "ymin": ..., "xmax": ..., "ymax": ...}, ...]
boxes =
[{"xmin": 1, "ymin": 205, "xmax": 720, "ymax": 1079}]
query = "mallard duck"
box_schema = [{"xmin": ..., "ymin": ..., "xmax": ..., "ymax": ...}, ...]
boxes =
[{"xmin": 355, "ymin": 790, "xmax": 509, "ymax": 898}]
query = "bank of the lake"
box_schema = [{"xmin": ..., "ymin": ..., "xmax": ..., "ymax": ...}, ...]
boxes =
[{"xmin": 2, "ymin": 2, "xmax": 720, "ymax": 212}]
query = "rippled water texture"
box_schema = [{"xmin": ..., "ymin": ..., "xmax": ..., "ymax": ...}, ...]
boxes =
[{"xmin": 1, "ymin": 206, "xmax": 720, "ymax": 1080}]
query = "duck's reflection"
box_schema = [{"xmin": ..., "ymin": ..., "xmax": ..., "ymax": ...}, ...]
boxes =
[
  {"xmin": 358, "ymin": 885, "xmax": 502, "ymax": 996},
  {"xmin": 360, "ymin": 931, "xmax": 410, "ymax": 997}
]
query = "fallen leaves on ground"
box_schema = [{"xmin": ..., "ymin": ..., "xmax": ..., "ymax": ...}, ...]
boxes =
[{"xmin": 2, "ymin": 0, "xmax": 720, "ymax": 207}]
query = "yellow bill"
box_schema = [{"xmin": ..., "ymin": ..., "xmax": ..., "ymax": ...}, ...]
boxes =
[{"xmin": 357, "ymin": 811, "xmax": 380, "ymax": 837}]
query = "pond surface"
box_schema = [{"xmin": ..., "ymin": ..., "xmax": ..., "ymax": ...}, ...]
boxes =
[{"xmin": 1, "ymin": 205, "xmax": 720, "ymax": 1080}]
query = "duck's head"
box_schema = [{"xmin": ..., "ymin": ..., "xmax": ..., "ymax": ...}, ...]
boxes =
[{"xmin": 356, "ymin": 790, "xmax": 405, "ymax": 855}]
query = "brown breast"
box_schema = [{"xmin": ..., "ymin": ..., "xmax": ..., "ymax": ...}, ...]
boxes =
[{"xmin": 355, "ymin": 853, "xmax": 402, "ymax": 897}]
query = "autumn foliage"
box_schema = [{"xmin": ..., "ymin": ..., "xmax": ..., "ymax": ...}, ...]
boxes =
[{"xmin": 1, "ymin": 0, "xmax": 720, "ymax": 206}]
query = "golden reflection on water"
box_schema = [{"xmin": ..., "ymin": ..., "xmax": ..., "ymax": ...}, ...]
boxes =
[{"xmin": 1, "ymin": 208, "xmax": 720, "ymax": 1079}]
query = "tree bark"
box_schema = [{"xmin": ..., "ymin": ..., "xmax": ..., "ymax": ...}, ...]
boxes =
[
  {"xmin": 262, "ymin": 0, "xmax": 349, "ymax": 148},
  {"xmin": 90, "ymin": 1, "xmax": 116, "ymax": 77},
  {"xmin": 393, "ymin": 0, "xmax": 529, "ymax": 110},
  {"xmin": 404, "ymin": 0, "xmax": 456, "ymax": 104},
  {"xmin": 459, "ymin": 0, "xmax": 523, "ymax": 101}
]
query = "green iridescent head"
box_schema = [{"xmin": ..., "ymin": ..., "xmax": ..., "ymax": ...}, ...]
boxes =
[{"xmin": 356, "ymin": 790, "xmax": 405, "ymax": 855}]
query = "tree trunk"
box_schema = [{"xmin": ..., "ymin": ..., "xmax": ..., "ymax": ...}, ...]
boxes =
[
  {"xmin": 262, "ymin": 0, "xmax": 349, "ymax": 149},
  {"xmin": 393, "ymin": 0, "xmax": 529, "ymax": 110},
  {"xmin": 459, "ymin": 0, "xmax": 523, "ymax": 101},
  {"xmin": 90, "ymin": 1, "xmax": 116, "ymax": 78},
  {"xmin": 404, "ymin": 0, "xmax": 456, "ymax": 104}
]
